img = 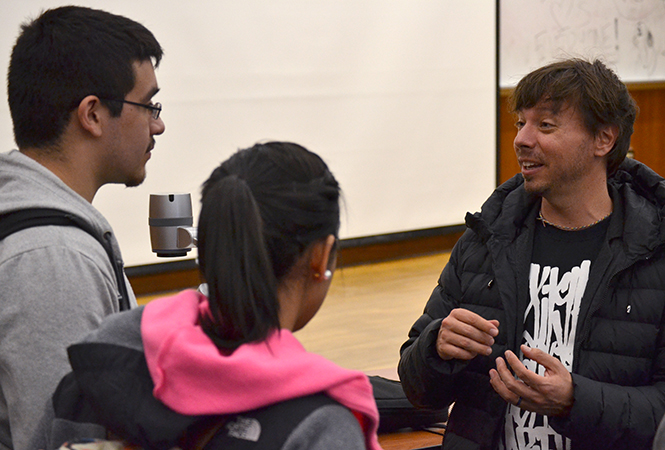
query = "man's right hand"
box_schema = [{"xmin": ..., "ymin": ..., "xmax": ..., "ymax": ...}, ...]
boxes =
[{"xmin": 436, "ymin": 308, "xmax": 499, "ymax": 361}]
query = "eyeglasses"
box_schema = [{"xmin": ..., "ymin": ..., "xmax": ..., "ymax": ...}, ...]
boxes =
[{"xmin": 100, "ymin": 98, "xmax": 162, "ymax": 120}]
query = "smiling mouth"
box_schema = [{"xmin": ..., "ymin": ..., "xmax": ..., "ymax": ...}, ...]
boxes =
[{"xmin": 521, "ymin": 162, "xmax": 542, "ymax": 170}]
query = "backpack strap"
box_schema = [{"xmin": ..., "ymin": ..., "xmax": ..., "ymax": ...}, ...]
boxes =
[
  {"xmin": 200, "ymin": 394, "xmax": 340, "ymax": 450},
  {"xmin": 0, "ymin": 208, "xmax": 130, "ymax": 311},
  {"xmin": 180, "ymin": 415, "xmax": 229, "ymax": 450}
]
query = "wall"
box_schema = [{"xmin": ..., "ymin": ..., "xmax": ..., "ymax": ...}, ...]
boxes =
[
  {"xmin": 0, "ymin": 1, "xmax": 497, "ymax": 268},
  {"xmin": 500, "ymin": 0, "xmax": 665, "ymax": 87},
  {"xmin": 499, "ymin": 0, "xmax": 665, "ymax": 183}
]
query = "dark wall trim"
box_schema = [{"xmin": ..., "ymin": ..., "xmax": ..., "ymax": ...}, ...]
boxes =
[
  {"xmin": 339, "ymin": 224, "xmax": 465, "ymax": 249},
  {"xmin": 125, "ymin": 259, "xmax": 198, "ymax": 277},
  {"xmin": 126, "ymin": 224, "xmax": 465, "ymax": 296}
]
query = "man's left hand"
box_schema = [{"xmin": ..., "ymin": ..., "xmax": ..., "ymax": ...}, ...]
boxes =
[{"xmin": 489, "ymin": 344, "xmax": 574, "ymax": 417}]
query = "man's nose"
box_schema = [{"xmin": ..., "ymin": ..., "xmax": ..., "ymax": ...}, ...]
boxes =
[
  {"xmin": 151, "ymin": 116, "xmax": 166, "ymax": 135},
  {"xmin": 514, "ymin": 124, "xmax": 535, "ymax": 150}
]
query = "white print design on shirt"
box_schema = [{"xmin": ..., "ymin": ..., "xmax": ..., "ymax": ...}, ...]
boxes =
[{"xmin": 502, "ymin": 260, "xmax": 590, "ymax": 450}]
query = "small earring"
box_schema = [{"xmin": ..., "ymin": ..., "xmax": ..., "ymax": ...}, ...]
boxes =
[{"xmin": 323, "ymin": 269, "xmax": 332, "ymax": 280}]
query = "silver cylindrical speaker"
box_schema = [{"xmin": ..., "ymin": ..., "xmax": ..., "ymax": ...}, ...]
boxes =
[{"xmin": 149, "ymin": 193, "xmax": 193, "ymax": 257}]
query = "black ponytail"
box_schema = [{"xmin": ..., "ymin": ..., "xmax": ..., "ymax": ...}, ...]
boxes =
[
  {"xmin": 198, "ymin": 174, "xmax": 279, "ymax": 349},
  {"xmin": 197, "ymin": 142, "xmax": 340, "ymax": 350}
]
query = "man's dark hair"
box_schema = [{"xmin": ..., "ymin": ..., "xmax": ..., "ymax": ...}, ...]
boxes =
[
  {"xmin": 7, "ymin": 6, "xmax": 163, "ymax": 149},
  {"xmin": 509, "ymin": 58, "xmax": 638, "ymax": 175}
]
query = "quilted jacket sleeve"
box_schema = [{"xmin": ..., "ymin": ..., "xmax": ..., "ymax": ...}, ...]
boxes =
[{"xmin": 397, "ymin": 235, "xmax": 472, "ymax": 410}]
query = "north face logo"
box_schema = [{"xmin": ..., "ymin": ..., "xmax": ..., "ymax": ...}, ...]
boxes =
[{"xmin": 226, "ymin": 416, "xmax": 261, "ymax": 442}]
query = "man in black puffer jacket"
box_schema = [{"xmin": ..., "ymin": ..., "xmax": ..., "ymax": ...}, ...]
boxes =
[{"xmin": 399, "ymin": 58, "xmax": 665, "ymax": 450}]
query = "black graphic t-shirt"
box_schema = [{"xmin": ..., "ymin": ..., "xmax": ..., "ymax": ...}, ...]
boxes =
[{"xmin": 502, "ymin": 216, "xmax": 610, "ymax": 450}]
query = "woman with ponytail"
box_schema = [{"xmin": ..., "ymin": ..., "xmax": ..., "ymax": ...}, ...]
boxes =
[{"xmin": 45, "ymin": 142, "xmax": 382, "ymax": 450}]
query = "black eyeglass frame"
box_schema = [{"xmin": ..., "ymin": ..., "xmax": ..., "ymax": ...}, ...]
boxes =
[{"xmin": 99, "ymin": 97, "xmax": 162, "ymax": 120}]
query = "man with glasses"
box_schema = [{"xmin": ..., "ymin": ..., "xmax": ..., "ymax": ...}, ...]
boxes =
[{"xmin": 0, "ymin": 6, "xmax": 164, "ymax": 449}]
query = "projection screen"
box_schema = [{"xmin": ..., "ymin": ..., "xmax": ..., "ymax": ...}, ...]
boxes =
[{"xmin": 0, "ymin": 1, "xmax": 496, "ymax": 267}]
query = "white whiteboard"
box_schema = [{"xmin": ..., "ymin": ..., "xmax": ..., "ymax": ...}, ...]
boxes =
[
  {"xmin": 501, "ymin": 0, "xmax": 665, "ymax": 87},
  {"xmin": 0, "ymin": 1, "xmax": 497, "ymax": 267}
]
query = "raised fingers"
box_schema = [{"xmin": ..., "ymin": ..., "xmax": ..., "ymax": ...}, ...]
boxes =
[
  {"xmin": 520, "ymin": 345, "xmax": 565, "ymax": 374},
  {"xmin": 489, "ymin": 357, "xmax": 523, "ymax": 405},
  {"xmin": 503, "ymin": 350, "xmax": 539, "ymax": 386},
  {"xmin": 490, "ymin": 347, "xmax": 575, "ymax": 417}
]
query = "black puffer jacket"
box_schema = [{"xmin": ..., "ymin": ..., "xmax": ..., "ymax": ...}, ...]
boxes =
[{"xmin": 398, "ymin": 158, "xmax": 665, "ymax": 450}]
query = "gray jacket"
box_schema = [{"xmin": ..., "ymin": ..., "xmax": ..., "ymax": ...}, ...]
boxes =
[
  {"xmin": 0, "ymin": 150, "xmax": 136, "ymax": 450},
  {"xmin": 47, "ymin": 307, "xmax": 366, "ymax": 450}
]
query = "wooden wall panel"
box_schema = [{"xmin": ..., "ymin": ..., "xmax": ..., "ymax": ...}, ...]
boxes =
[
  {"xmin": 498, "ymin": 83, "xmax": 665, "ymax": 185},
  {"xmin": 498, "ymin": 91, "xmax": 519, "ymax": 184},
  {"xmin": 630, "ymin": 85, "xmax": 665, "ymax": 176}
]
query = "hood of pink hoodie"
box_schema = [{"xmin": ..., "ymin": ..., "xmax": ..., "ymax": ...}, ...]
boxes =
[{"xmin": 141, "ymin": 290, "xmax": 382, "ymax": 450}]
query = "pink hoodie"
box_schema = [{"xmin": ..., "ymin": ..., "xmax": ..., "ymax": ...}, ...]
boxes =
[{"xmin": 141, "ymin": 290, "xmax": 382, "ymax": 450}]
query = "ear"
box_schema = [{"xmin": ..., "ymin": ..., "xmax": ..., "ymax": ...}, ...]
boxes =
[
  {"xmin": 76, "ymin": 95, "xmax": 106, "ymax": 138},
  {"xmin": 310, "ymin": 235, "xmax": 337, "ymax": 281},
  {"xmin": 594, "ymin": 124, "xmax": 619, "ymax": 158}
]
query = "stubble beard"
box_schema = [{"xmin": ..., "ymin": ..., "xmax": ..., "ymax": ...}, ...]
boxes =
[
  {"xmin": 523, "ymin": 178, "xmax": 548, "ymax": 197},
  {"xmin": 124, "ymin": 169, "xmax": 147, "ymax": 188},
  {"xmin": 125, "ymin": 142, "xmax": 153, "ymax": 188}
]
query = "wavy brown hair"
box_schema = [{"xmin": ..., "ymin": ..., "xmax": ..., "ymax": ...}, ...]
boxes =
[{"xmin": 509, "ymin": 58, "xmax": 638, "ymax": 175}]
